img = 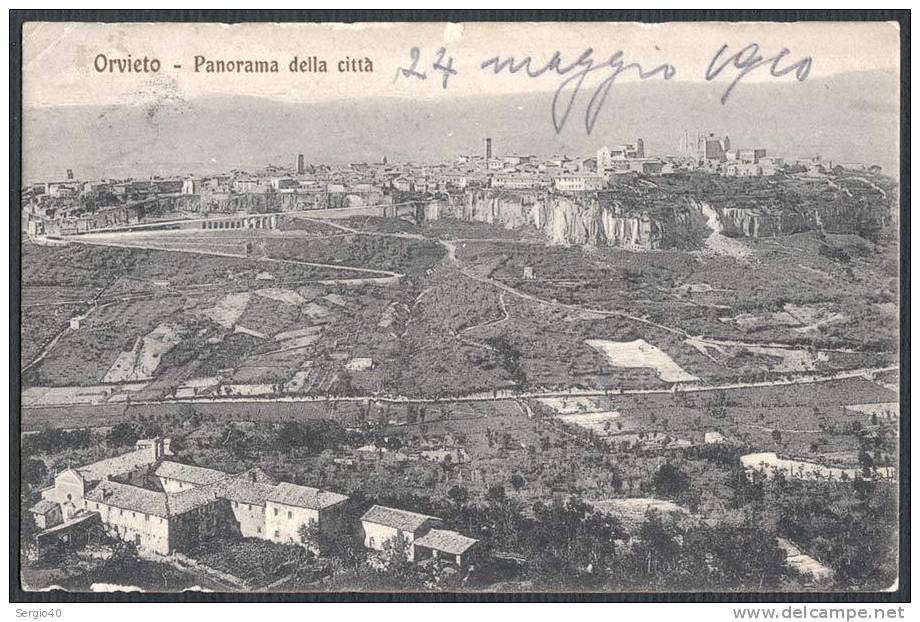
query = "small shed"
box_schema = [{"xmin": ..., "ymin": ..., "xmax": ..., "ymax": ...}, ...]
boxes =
[
  {"xmin": 30, "ymin": 499, "xmax": 63, "ymax": 530},
  {"xmin": 413, "ymin": 529, "xmax": 480, "ymax": 567}
]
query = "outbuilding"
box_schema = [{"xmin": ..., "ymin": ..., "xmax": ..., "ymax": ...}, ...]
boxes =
[
  {"xmin": 29, "ymin": 499, "xmax": 63, "ymax": 530},
  {"xmin": 413, "ymin": 529, "xmax": 480, "ymax": 567},
  {"xmin": 360, "ymin": 505, "xmax": 442, "ymax": 560}
]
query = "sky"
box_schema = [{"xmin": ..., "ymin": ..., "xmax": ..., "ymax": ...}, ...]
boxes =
[{"xmin": 22, "ymin": 21, "xmax": 900, "ymax": 108}]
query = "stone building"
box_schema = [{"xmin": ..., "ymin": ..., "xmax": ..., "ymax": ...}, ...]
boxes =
[
  {"xmin": 31, "ymin": 441, "xmax": 478, "ymax": 566},
  {"xmin": 265, "ymin": 482, "xmax": 349, "ymax": 545},
  {"xmin": 29, "ymin": 499, "xmax": 62, "ymax": 530},
  {"xmin": 412, "ymin": 529, "xmax": 481, "ymax": 567},
  {"xmin": 360, "ymin": 505, "xmax": 443, "ymax": 561},
  {"xmin": 31, "ymin": 439, "xmax": 350, "ymax": 557},
  {"xmin": 39, "ymin": 438, "xmax": 170, "ymax": 521},
  {"xmin": 155, "ymin": 460, "xmax": 225, "ymax": 493}
]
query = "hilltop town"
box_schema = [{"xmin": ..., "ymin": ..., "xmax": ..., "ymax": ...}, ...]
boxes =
[{"xmin": 19, "ymin": 133, "xmax": 900, "ymax": 593}]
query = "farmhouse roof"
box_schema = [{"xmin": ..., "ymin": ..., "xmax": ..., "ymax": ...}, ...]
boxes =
[
  {"xmin": 168, "ymin": 479, "xmax": 231, "ymax": 516},
  {"xmin": 155, "ymin": 461, "xmax": 227, "ymax": 486},
  {"xmin": 360, "ymin": 505, "xmax": 440, "ymax": 533},
  {"xmin": 267, "ymin": 482, "xmax": 349, "ymax": 510},
  {"xmin": 413, "ymin": 529, "xmax": 478, "ymax": 555},
  {"xmin": 224, "ymin": 481, "xmax": 277, "ymax": 506},
  {"xmin": 76, "ymin": 448, "xmax": 158, "ymax": 482},
  {"xmin": 30, "ymin": 499, "xmax": 59, "ymax": 515},
  {"xmin": 85, "ymin": 480, "xmax": 170, "ymax": 518}
]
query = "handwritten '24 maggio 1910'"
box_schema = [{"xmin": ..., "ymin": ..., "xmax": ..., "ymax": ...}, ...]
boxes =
[{"xmin": 396, "ymin": 43, "xmax": 812, "ymax": 135}]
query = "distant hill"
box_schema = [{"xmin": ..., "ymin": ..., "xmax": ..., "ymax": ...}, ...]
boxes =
[{"xmin": 22, "ymin": 70, "xmax": 899, "ymax": 182}]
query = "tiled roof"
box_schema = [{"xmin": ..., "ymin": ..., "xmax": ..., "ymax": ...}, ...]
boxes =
[
  {"xmin": 75, "ymin": 448, "xmax": 157, "ymax": 482},
  {"xmin": 85, "ymin": 480, "xmax": 170, "ymax": 517},
  {"xmin": 413, "ymin": 529, "xmax": 479, "ymax": 555},
  {"xmin": 155, "ymin": 461, "xmax": 227, "ymax": 486},
  {"xmin": 360, "ymin": 505, "xmax": 439, "ymax": 533},
  {"xmin": 266, "ymin": 482, "xmax": 349, "ymax": 510},
  {"xmin": 224, "ymin": 481, "xmax": 277, "ymax": 506},
  {"xmin": 168, "ymin": 479, "xmax": 230, "ymax": 516},
  {"xmin": 87, "ymin": 477, "xmax": 236, "ymax": 518},
  {"xmin": 30, "ymin": 499, "xmax": 59, "ymax": 514},
  {"xmin": 221, "ymin": 468, "xmax": 278, "ymax": 506}
]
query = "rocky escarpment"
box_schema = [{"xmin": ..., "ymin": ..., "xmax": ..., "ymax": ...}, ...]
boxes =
[
  {"xmin": 419, "ymin": 175, "xmax": 895, "ymax": 246},
  {"xmin": 717, "ymin": 202, "xmax": 892, "ymax": 239},
  {"xmin": 424, "ymin": 191, "xmax": 689, "ymax": 249},
  {"xmin": 155, "ymin": 192, "xmax": 328, "ymax": 214},
  {"xmin": 719, "ymin": 207, "xmax": 815, "ymax": 238},
  {"xmin": 711, "ymin": 180, "xmax": 895, "ymax": 239}
]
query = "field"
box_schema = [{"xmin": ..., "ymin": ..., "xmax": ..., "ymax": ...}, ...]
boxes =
[
  {"xmin": 458, "ymin": 230, "xmax": 898, "ymax": 357},
  {"xmin": 22, "ymin": 196, "xmax": 898, "ymax": 397},
  {"xmin": 20, "ymin": 236, "xmax": 425, "ymax": 391}
]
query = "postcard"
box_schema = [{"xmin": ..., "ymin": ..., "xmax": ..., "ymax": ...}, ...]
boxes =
[{"xmin": 13, "ymin": 15, "xmax": 905, "ymax": 599}]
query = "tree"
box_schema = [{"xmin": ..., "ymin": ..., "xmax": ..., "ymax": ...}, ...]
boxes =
[
  {"xmin": 447, "ymin": 485, "xmax": 469, "ymax": 505},
  {"xmin": 22, "ymin": 458, "xmax": 48, "ymax": 491},
  {"xmin": 381, "ymin": 532, "xmax": 413, "ymax": 571},
  {"xmin": 487, "ymin": 484, "xmax": 507, "ymax": 505},
  {"xmin": 106, "ymin": 422, "xmax": 139, "ymax": 448},
  {"xmin": 297, "ymin": 520, "xmax": 320, "ymax": 554},
  {"xmin": 652, "ymin": 462, "xmax": 691, "ymax": 498},
  {"xmin": 510, "ymin": 474, "xmax": 526, "ymax": 491}
]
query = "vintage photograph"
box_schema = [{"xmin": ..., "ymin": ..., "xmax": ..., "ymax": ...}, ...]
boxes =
[{"xmin": 14, "ymin": 16, "xmax": 904, "ymax": 596}]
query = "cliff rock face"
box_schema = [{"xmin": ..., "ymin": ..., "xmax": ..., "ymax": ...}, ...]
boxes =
[
  {"xmin": 719, "ymin": 207, "xmax": 814, "ymax": 238},
  {"xmin": 543, "ymin": 197, "xmax": 657, "ymax": 248},
  {"xmin": 425, "ymin": 192, "xmax": 665, "ymax": 249},
  {"xmin": 718, "ymin": 201, "xmax": 888, "ymax": 238},
  {"xmin": 153, "ymin": 191, "xmax": 331, "ymax": 214}
]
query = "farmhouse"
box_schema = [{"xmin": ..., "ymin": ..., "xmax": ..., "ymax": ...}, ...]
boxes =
[
  {"xmin": 413, "ymin": 529, "xmax": 480, "ymax": 567},
  {"xmin": 83, "ymin": 480, "xmax": 174, "ymax": 554},
  {"xmin": 265, "ymin": 482, "xmax": 349, "ymax": 545},
  {"xmin": 155, "ymin": 460, "xmax": 226, "ymax": 493},
  {"xmin": 39, "ymin": 438, "xmax": 170, "ymax": 520},
  {"xmin": 360, "ymin": 505, "xmax": 442, "ymax": 561},
  {"xmin": 31, "ymin": 441, "xmax": 479, "ymax": 567},
  {"xmin": 32, "ymin": 438, "xmax": 350, "ymax": 556},
  {"xmin": 223, "ymin": 472, "xmax": 278, "ymax": 539},
  {"xmin": 29, "ymin": 499, "xmax": 63, "ymax": 530}
]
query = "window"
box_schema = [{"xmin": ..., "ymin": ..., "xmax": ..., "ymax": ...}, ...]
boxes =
[
  {"xmin": 66, "ymin": 493, "xmax": 72, "ymax": 501},
  {"xmin": 287, "ymin": 511, "xmax": 292, "ymax": 519},
  {"xmin": 119, "ymin": 509, "xmax": 123, "ymax": 516},
  {"xmin": 257, "ymin": 527, "xmax": 261, "ymax": 534},
  {"xmin": 132, "ymin": 512, "xmax": 136, "ymax": 518},
  {"xmin": 274, "ymin": 530, "xmax": 279, "ymax": 538},
  {"xmin": 145, "ymin": 514, "xmax": 149, "ymax": 522},
  {"xmin": 273, "ymin": 508, "xmax": 278, "ymax": 516}
]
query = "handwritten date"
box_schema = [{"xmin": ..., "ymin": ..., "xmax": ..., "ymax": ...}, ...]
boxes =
[{"xmin": 706, "ymin": 43, "xmax": 812, "ymax": 104}]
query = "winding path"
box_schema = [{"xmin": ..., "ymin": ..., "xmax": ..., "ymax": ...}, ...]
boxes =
[{"xmin": 30, "ymin": 213, "xmax": 895, "ymax": 404}]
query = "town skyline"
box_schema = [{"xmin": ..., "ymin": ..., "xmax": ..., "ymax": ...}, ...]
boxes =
[{"xmin": 21, "ymin": 67, "xmax": 900, "ymax": 184}]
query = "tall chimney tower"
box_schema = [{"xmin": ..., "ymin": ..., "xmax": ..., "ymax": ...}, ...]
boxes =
[
  {"xmin": 636, "ymin": 138, "xmax": 645, "ymax": 159},
  {"xmin": 296, "ymin": 154, "xmax": 305, "ymax": 175},
  {"xmin": 484, "ymin": 137, "xmax": 492, "ymax": 161}
]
